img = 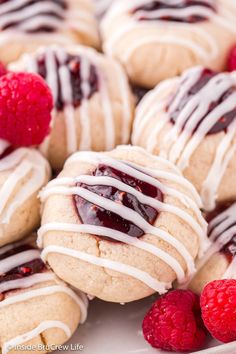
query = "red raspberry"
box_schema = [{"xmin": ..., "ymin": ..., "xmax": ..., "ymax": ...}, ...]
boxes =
[
  {"xmin": 0, "ymin": 62, "xmax": 7, "ymax": 77},
  {"xmin": 201, "ymin": 279, "xmax": 236, "ymax": 343},
  {"xmin": 142, "ymin": 290, "xmax": 206, "ymax": 352},
  {"xmin": 227, "ymin": 45, "xmax": 236, "ymax": 72},
  {"xmin": 0, "ymin": 72, "xmax": 53, "ymax": 146}
]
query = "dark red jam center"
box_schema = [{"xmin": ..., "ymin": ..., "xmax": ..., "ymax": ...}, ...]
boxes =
[
  {"xmin": 37, "ymin": 53, "xmax": 99, "ymax": 111},
  {"xmin": 169, "ymin": 69, "xmax": 236, "ymax": 135},
  {"xmin": 0, "ymin": 245, "xmax": 46, "ymax": 298},
  {"xmin": 0, "ymin": 0, "xmax": 67, "ymax": 32},
  {"xmin": 132, "ymin": 0, "xmax": 216, "ymax": 23},
  {"xmin": 74, "ymin": 164, "xmax": 163, "ymax": 240},
  {"xmin": 132, "ymin": 85, "xmax": 150, "ymax": 105}
]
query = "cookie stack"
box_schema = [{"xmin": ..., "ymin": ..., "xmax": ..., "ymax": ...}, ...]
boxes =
[{"xmin": 0, "ymin": 0, "xmax": 235, "ymax": 353}]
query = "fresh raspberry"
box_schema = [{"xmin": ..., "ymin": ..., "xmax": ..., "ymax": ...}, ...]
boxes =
[
  {"xmin": 142, "ymin": 290, "xmax": 206, "ymax": 352},
  {"xmin": 201, "ymin": 279, "xmax": 236, "ymax": 343},
  {"xmin": 0, "ymin": 62, "xmax": 7, "ymax": 77},
  {"xmin": 227, "ymin": 45, "xmax": 236, "ymax": 72},
  {"xmin": 0, "ymin": 72, "xmax": 53, "ymax": 146}
]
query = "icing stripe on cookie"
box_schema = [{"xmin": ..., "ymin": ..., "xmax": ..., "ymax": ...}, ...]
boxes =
[
  {"xmin": 0, "ymin": 285, "xmax": 88, "ymax": 324},
  {"xmin": 41, "ymin": 245, "xmax": 172, "ymax": 294},
  {"xmin": 39, "ymin": 147, "xmax": 209, "ymax": 290},
  {"xmin": 0, "ymin": 249, "xmax": 40, "ymax": 274},
  {"xmin": 185, "ymin": 203, "xmax": 236, "ymax": 286},
  {"xmin": 0, "ymin": 273, "xmax": 56, "ymax": 293},
  {"xmin": 0, "ymin": 0, "xmax": 98, "ymax": 47},
  {"xmin": 0, "ymin": 0, "xmax": 65, "ymax": 32},
  {"xmin": 38, "ymin": 222, "xmax": 186, "ymax": 283},
  {"xmin": 2, "ymin": 320, "xmax": 71, "ymax": 354},
  {"xmin": 66, "ymin": 150, "xmax": 204, "ymax": 208},
  {"xmin": 41, "ymin": 177, "xmax": 203, "ymax": 239},
  {"xmin": 102, "ymin": 0, "xmax": 236, "ymax": 65},
  {"xmin": 0, "ymin": 234, "xmax": 36, "ymax": 256},
  {"xmin": 0, "ymin": 239, "xmax": 89, "ymax": 324},
  {"xmin": 0, "ymin": 145, "xmax": 50, "ymax": 224},
  {"xmin": 13, "ymin": 46, "xmax": 132, "ymax": 157},
  {"xmin": 133, "ymin": 68, "xmax": 236, "ymax": 211},
  {"xmin": 65, "ymin": 149, "xmax": 206, "ymax": 230},
  {"xmin": 40, "ymin": 182, "xmax": 196, "ymax": 281}
]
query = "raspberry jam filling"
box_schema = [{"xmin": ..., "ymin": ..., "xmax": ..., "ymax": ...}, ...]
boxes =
[
  {"xmin": 74, "ymin": 164, "xmax": 163, "ymax": 239},
  {"xmin": 132, "ymin": 0, "xmax": 216, "ymax": 23},
  {"xmin": 0, "ymin": 245, "xmax": 46, "ymax": 297},
  {"xmin": 169, "ymin": 69, "xmax": 236, "ymax": 135},
  {"xmin": 37, "ymin": 53, "xmax": 99, "ymax": 111},
  {"xmin": 0, "ymin": 0, "xmax": 67, "ymax": 33}
]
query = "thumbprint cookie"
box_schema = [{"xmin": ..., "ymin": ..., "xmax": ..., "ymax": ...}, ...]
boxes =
[
  {"xmin": 101, "ymin": 0, "xmax": 236, "ymax": 88},
  {"xmin": 132, "ymin": 67, "xmax": 236, "ymax": 211},
  {"xmin": 0, "ymin": 141, "xmax": 51, "ymax": 247},
  {"xmin": 10, "ymin": 45, "xmax": 134, "ymax": 170},
  {"xmin": 39, "ymin": 145, "xmax": 208, "ymax": 303},
  {"xmin": 0, "ymin": 0, "xmax": 99, "ymax": 64}
]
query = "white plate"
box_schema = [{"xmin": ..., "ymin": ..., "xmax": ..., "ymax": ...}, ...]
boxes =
[{"xmin": 55, "ymin": 296, "xmax": 235, "ymax": 354}]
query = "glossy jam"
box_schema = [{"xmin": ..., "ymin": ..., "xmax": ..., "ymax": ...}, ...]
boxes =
[
  {"xmin": 132, "ymin": 0, "xmax": 216, "ymax": 23},
  {"xmin": 37, "ymin": 53, "xmax": 99, "ymax": 111},
  {"xmin": 74, "ymin": 164, "xmax": 163, "ymax": 240},
  {"xmin": 0, "ymin": 0, "xmax": 67, "ymax": 32},
  {"xmin": 0, "ymin": 245, "xmax": 46, "ymax": 297},
  {"xmin": 169, "ymin": 69, "xmax": 236, "ymax": 135}
]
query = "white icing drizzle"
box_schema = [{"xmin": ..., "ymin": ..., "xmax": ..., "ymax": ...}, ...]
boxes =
[
  {"xmin": 39, "ymin": 222, "xmax": 185, "ymax": 283},
  {"xmin": 0, "ymin": 144, "xmax": 50, "ymax": 224},
  {"xmin": 201, "ymin": 119, "xmax": 236, "ymax": 211},
  {"xmin": 133, "ymin": 67, "xmax": 236, "ymax": 211},
  {"xmin": 2, "ymin": 320, "xmax": 71, "ymax": 354},
  {"xmin": 0, "ymin": 1, "xmax": 64, "ymax": 29},
  {"xmin": 117, "ymin": 145, "xmax": 180, "ymax": 172},
  {"xmin": 39, "ymin": 109, "xmax": 57, "ymax": 157},
  {"xmin": 40, "ymin": 183, "xmax": 197, "ymax": 276},
  {"xmin": 102, "ymin": 0, "xmax": 236, "ymax": 66},
  {"xmin": 106, "ymin": 21, "xmax": 218, "ymax": 63},
  {"xmin": 0, "ymin": 249, "xmax": 40, "ymax": 274},
  {"xmin": 41, "ymin": 245, "xmax": 171, "ymax": 294},
  {"xmin": 0, "ymin": 239, "xmax": 89, "ymax": 324},
  {"xmin": 132, "ymin": 78, "xmax": 178, "ymax": 143},
  {"xmin": 39, "ymin": 147, "xmax": 209, "ymax": 292},
  {"xmin": 0, "ymin": 234, "xmax": 35, "ymax": 256},
  {"xmin": 0, "ymin": 273, "xmax": 56, "ymax": 294},
  {"xmin": 66, "ymin": 150, "xmax": 205, "ymax": 221},
  {"xmin": 189, "ymin": 203, "xmax": 236, "ymax": 284},
  {"xmin": 79, "ymin": 57, "xmax": 93, "ymax": 150},
  {"xmin": 133, "ymin": 4, "xmax": 215, "ymax": 22},
  {"xmin": 0, "ymin": 285, "xmax": 88, "ymax": 324},
  {"xmin": 0, "ymin": 0, "xmax": 98, "ymax": 48},
  {"xmin": 41, "ymin": 176, "xmax": 203, "ymax": 239},
  {"xmin": 13, "ymin": 46, "xmax": 132, "ymax": 158}
]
